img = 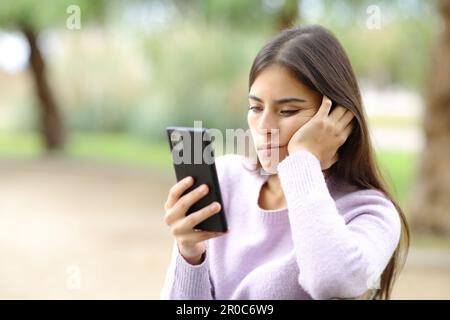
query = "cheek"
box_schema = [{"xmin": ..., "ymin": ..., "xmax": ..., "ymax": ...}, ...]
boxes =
[
  {"xmin": 247, "ymin": 114, "xmax": 258, "ymax": 142},
  {"xmin": 281, "ymin": 115, "xmax": 312, "ymax": 141},
  {"xmin": 247, "ymin": 113, "xmax": 254, "ymax": 127},
  {"xmin": 247, "ymin": 113, "xmax": 260, "ymax": 135}
]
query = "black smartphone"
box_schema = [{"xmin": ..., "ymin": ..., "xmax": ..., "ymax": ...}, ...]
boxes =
[{"xmin": 166, "ymin": 126, "xmax": 228, "ymax": 232}]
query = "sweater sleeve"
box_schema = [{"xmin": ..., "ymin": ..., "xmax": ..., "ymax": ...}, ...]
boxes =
[
  {"xmin": 160, "ymin": 240, "xmax": 214, "ymax": 300},
  {"xmin": 159, "ymin": 154, "xmax": 236, "ymax": 300},
  {"xmin": 277, "ymin": 150, "xmax": 401, "ymax": 300}
]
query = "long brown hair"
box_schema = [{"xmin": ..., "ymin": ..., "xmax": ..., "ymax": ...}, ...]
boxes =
[{"xmin": 248, "ymin": 24, "xmax": 409, "ymax": 299}]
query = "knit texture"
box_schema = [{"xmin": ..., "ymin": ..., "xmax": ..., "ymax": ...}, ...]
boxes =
[{"xmin": 160, "ymin": 150, "xmax": 401, "ymax": 300}]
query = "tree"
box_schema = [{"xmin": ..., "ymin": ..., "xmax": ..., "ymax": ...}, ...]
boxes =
[
  {"xmin": 0, "ymin": 0, "xmax": 107, "ymax": 151},
  {"xmin": 410, "ymin": 0, "xmax": 450, "ymax": 235},
  {"xmin": 277, "ymin": 0, "xmax": 299, "ymax": 30}
]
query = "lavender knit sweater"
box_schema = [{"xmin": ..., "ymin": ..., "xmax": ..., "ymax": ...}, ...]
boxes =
[{"xmin": 160, "ymin": 150, "xmax": 401, "ymax": 300}]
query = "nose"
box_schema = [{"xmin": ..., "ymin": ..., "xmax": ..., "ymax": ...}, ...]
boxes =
[
  {"xmin": 257, "ymin": 108, "xmax": 278, "ymax": 132},
  {"xmin": 255, "ymin": 108, "xmax": 280, "ymax": 142}
]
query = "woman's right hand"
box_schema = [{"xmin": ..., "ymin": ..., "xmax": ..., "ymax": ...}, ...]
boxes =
[{"xmin": 163, "ymin": 176, "xmax": 226, "ymax": 265}]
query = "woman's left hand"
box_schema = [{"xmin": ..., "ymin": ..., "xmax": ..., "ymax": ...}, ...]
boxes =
[{"xmin": 287, "ymin": 95, "xmax": 354, "ymax": 170}]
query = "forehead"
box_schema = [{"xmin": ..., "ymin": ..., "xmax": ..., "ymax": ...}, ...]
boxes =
[{"xmin": 250, "ymin": 64, "xmax": 314, "ymax": 98}]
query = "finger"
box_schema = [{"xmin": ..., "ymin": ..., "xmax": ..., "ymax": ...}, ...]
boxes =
[
  {"xmin": 170, "ymin": 184, "xmax": 210, "ymax": 221},
  {"xmin": 326, "ymin": 153, "xmax": 339, "ymax": 169},
  {"xmin": 331, "ymin": 153, "xmax": 339, "ymax": 163},
  {"xmin": 184, "ymin": 202, "xmax": 222, "ymax": 230},
  {"xmin": 317, "ymin": 95, "xmax": 332, "ymax": 117},
  {"xmin": 329, "ymin": 153, "xmax": 339, "ymax": 167},
  {"xmin": 165, "ymin": 182, "xmax": 207, "ymax": 226},
  {"xmin": 190, "ymin": 230, "xmax": 227, "ymax": 242},
  {"xmin": 337, "ymin": 110, "xmax": 355, "ymax": 130},
  {"xmin": 165, "ymin": 176, "xmax": 194, "ymax": 210},
  {"xmin": 322, "ymin": 153, "xmax": 338, "ymax": 171},
  {"xmin": 339, "ymin": 122, "xmax": 354, "ymax": 145},
  {"xmin": 328, "ymin": 105, "xmax": 347, "ymax": 122},
  {"xmin": 343, "ymin": 121, "xmax": 353, "ymax": 137}
]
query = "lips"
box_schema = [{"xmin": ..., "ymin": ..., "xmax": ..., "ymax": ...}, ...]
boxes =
[{"xmin": 257, "ymin": 144, "xmax": 285, "ymax": 150}]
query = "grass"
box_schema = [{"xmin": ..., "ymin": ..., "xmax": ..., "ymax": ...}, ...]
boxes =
[
  {"xmin": 368, "ymin": 116, "xmax": 420, "ymax": 129},
  {"xmin": 412, "ymin": 233, "xmax": 450, "ymax": 250},
  {"xmin": 376, "ymin": 150, "xmax": 418, "ymax": 208},
  {"xmin": 4, "ymin": 130, "xmax": 450, "ymax": 250},
  {"xmin": 0, "ymin": 131, "xmax": 417, "ymax": 203},
  {"xmin": 67, "ymin": 133, "xmax": 172, "ymax": 169},
  {"xmin": 0, "ymin": 132, "xmax": 43, "ymax": 158},
  {"xmin": 0, "ymin": 131, "xmax": 172, "ymax": 170},
  {"xmin": 0, "ymin": 131, "xmax": 416, "ymax": 194}
]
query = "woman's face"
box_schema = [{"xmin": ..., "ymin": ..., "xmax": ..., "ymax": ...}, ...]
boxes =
[{"xmin": 248, "ymin": 63, "xmax": 322, "ymax": 173}]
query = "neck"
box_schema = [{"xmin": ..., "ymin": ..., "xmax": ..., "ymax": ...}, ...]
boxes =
[{"xmin": 265, "ymin": 174, "xmax": 283, "ymax": 195}]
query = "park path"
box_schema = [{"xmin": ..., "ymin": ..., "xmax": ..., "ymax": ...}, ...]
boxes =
[{"xmin": 0, "ymin": 157, "xmax": 448, "ymax": 299}]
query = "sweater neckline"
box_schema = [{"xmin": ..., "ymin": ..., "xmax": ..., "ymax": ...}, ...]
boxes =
[{"xmin": 254, "ymin": 173, "xmax": 290, "ymax": 225}]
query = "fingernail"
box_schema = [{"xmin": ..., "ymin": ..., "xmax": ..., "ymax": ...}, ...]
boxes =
[
  {"xmin": 184, "ymin": 177, "xmax": 192, "ymax": 183},
  {"xmin": 211, "ymin": 202, "xmax": 219, "ymax": 210}
]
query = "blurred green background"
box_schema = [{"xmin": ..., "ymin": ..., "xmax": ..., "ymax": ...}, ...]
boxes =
[
  {"xmin": 0, "ymin": 0, "xmax": 436, "ymax": 201},
  {"xmin": 0, "ymin": 0, "xmax": 449, "ymax": 299}
]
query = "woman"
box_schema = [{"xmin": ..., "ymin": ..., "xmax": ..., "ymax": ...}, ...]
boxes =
[{"xmin": 160, "ymin": 24, "xmax": 409, "ymax": 300}]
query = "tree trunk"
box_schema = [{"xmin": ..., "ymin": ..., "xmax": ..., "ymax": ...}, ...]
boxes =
[
  {"xmin": 277, "ymin": 0, "xmax": 299, "ymax": 31},
  {"xmin": 409, "ymin": 0, "xmax": 450, "ymax": 235},
  {"xmin": 22, "ymin": 25, "xmax": 65, "ymax": 151}
]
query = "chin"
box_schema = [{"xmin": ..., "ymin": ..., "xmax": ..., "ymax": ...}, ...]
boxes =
[{"xmin": 258, "ymin": 154, "xmax": 287, "ymax": 175}]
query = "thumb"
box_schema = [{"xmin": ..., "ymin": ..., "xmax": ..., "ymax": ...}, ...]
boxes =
[{"xmin": 318, "ymin": 95, "xmax": 332, "ymax": 118}]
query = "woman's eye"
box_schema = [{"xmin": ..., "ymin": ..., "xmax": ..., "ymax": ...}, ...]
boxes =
[
  {"xmin": 247, "ymin": 106, "xmax": 300, "ymax": 116},
  {"xmin": 280, "ymin": 110, "xmax": 300, "ymax": 116},
  {"xmin": 248, "ymin": 106, "xmax": 262, "ymax": 113}
]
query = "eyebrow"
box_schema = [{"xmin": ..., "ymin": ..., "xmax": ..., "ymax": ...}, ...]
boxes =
[{"xmin": 248, "ymin": 94, "xmax": 306, "ymax": 104}]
